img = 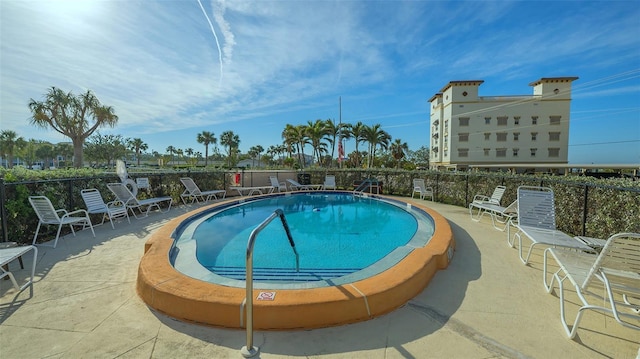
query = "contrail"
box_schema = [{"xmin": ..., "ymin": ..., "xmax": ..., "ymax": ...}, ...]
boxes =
[{"xmin": 197, "ymin": 0, "xmax": 223, "ymax": 86}]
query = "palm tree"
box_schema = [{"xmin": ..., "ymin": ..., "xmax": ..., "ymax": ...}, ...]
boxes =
[
  {"xmin": 390, "ymin": 138, "xmax": 409, "ymax": 169},
  {"xmin": 323, "ymin": 119, "xmax": 343, "ymax": 167},
  {"xmin": 282, "ymin": 124, "xmax": 309, "ymax": 169},
  {"xmin": 249, "ymin": 145, "xmax": 264, "ymax": 167},
  {"xmin": 127, "ymin": 138, "xmax": 148, "ymax": 166},
  {"xmin": 220, "ymin": 131, "xmax": 240, "ymax": 168},
  {"xmin": 305, "ymin": 119, "xmax": 328, "ymax": 166},
  {"xmin": 0, "ymin": 130, "xmax": 25, "ymax": 168},
  {"xmin": 363, "ymin": 124, "xmax": 391, "ymax": 168},
  {"xmin": 347, "ymin": 121, "xmax": 367, "ymax": 167},
  {"xmin": 196, "ymin": 131, "xmax": 216, "ymax": 167},
  {"xmin": 28, "ymin": 87, "xmax": 118, "ymax": 167},
  {"xmin": 166, "ymin": 146, "xmax": 176, "ymax": 164}
]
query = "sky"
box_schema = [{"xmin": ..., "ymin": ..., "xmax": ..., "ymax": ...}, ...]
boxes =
[{"xmin": 1, "ymin": 0, "xmax": 639, "ymax": 164}]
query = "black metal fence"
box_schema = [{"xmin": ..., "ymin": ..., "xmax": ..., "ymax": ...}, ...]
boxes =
[{"xmin": 1, "ymin": 169, "xmax": 639, "ymax": 244}]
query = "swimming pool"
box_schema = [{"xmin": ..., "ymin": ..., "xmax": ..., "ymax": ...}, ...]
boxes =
[
  {"xmin": 171, "ymin": 193, "xmax": 434, "ymax": 289},
  {"xmin": 137, "ymin": 191, "xmax": 455, "ymax": 330}
]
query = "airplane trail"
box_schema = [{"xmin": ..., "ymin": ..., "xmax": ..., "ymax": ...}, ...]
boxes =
[{"xmin": 197, "ymin": 0, "xmax": 223, "ymax": 87}]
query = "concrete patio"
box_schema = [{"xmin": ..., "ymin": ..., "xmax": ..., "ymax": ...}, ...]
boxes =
[{"xmin": 1, "ymin": 197, "xmax": 638, "ymax": 358}]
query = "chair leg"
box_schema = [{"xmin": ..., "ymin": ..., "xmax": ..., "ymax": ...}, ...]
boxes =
[{"xmin": 32, "ymin": 222, "xmax": 42, "ymax": 246}]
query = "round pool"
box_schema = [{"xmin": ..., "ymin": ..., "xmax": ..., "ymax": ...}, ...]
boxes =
[
  {"xmin": 137, "ymin": 191, "xmax": 455, "ymax": 330},
  {"xmin": 171, "ymin": 193, "xmax": 434, "ymax": 289}
]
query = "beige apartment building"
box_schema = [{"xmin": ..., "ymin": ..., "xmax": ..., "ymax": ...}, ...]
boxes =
[{"xmin": 428, "ymin": 77, "xmax": 578, "ymax": 171}]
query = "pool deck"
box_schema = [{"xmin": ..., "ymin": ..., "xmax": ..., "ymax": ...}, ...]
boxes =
[{"xmin": 1, "ymin": 197, "xmax": 638, "ymax": 358}]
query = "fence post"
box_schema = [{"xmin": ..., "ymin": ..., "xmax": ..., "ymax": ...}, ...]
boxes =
[
  {"xmin": 0, "ymin": 179, "xmax": 7, "ymax": 243},
  {"xmin": 582, "ymin": 184, "xmax": 589, "ymax": 236}
]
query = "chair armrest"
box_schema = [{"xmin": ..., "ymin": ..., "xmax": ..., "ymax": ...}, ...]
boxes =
[
  {"xmin": 472, "ymin": 195, "xmax": 490, "ymax": 203},
  {"xmin": 65, "ymin": 209, "xmax": 90, "ymax": 217},
  {"xmin": 56, "ymin": 208, "xmax": 69, "ymax": 215}
]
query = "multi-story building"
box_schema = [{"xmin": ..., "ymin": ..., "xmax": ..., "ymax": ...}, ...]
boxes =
[{"xmin": 428, "ymin": 77, "xmax": 578, "ymax": 171}]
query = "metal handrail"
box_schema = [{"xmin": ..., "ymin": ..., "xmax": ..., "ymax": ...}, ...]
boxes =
[{"xmin": 241, "ymin": 209, "xmax": 298, "ymax": 358}]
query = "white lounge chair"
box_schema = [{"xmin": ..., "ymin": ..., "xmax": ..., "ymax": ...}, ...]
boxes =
[
  {"xmin": 107, "ymin": 183, "xmax": 173, "ymax": 218},
  {"xmin": 469, "ymin": 199, "xmax": 518, "ymax": 232},
  {"xmin": 0, "ymin": 245, "xmax": 38, "ymax": 293},
  {"xmin": 180, "ymin": 177, "xmax": 226, "ymax": 204},
  {"xmin": 323, "ymin": 175, "xmax": 336, "ymax": 190},
  {"xmin": 542, "ymin": 232, "xmax": 640, "ymax": 338},
  {"xmin": 509, "ymin": 186, "xmax": 591, "ymax": 264},
  {"xmin": 471, "ymin": 185, "xmax": 506, "ymax": 205},
  {"xmin": 286, "ymin": 179, "xmax": 323, "ymax": 191},
  {"xmin": 28, "ymin": 196, "xmax": 95, "ymax": 248},
  {"xmin": 269, "ymin": 176, "xmax": 288, "ymax": 192},
  {"xmin": 81, "ymin": 188, "xmax": 130, "ymax": 229},
  {"xmin": 411, "ymin": 179, "xmax": 434, "ymax": 201}
]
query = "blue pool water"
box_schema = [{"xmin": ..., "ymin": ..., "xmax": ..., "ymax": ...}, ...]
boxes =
[{"xmin": 171, "ymin": 192, "xmax": 435, "ymax": 288}]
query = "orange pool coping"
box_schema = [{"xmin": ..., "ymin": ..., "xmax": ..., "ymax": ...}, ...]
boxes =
[{"xmin": 137, "ymin": 194, "xmax": 455, "ymax": 330}]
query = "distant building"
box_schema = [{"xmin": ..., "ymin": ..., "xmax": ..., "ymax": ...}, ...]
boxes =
[{"xmin": 428, "ymin": 77, "xmax": 578, "ymax": 171}]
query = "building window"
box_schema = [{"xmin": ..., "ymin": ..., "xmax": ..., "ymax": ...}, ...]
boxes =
[
  {"xmin": 484, "ymin": 148, "xmax": 490, "ymax": 156},
  {"xmin": 496, "ymin": 148, "xmax": 507, "ymax": 157},
  {"xmin": 458, "ymin": 133, "xmax": 469, "ymax": 142},
  {"xmin": 514, "ymin": 116, "xmax": 520, "ymax": 125},
  {"xmin": 530, "ymin": 148, "xmax": 537, "ymax": 157},
  {"xmin": 496, "ymin": 133, "xmax": 507, "ymax": 141},
  {"xmin": 513, "ymin": 148, "xmax": 519, "ymax": 157},
  {"xmin": 459, "ymin": 117, "xmax": 470, "ymax": 126},
  {"xmin": 549, "ymin": 132, "xmax": 560, "ymax": 141},
  {"xmin": 432, "ymin": 133, "xmax": 439, "ymax": 139},
  {"xmin": 458, "ymin": 148, "xmax": 469, "ymax": 157},
  {"xmin": 444, "ymin": 120, "xmax": 449, "ymax": 132},
  {"xmin": 531, "ymin": 116, "xmax": 538, "ymax": 125},
  {"xmin": 497, "ymin": 116, "xmax": 508, "ymax": 126},
  {"xmin": 444, "ymin": 149, "xmax": 448, "ymax": 156},
  {"xmin": 531, "ymin": 132, "xmax": 538, "ymax": 141},
  {"xmin": 485, "ymin": 117, "xmax": 491, "ymax": 125},
  {"xmin": 548, "ymin": 148, "xmax": 560, "ymax": 157},
  {"xmin": 513, "ymin": 132, "xmax": 520, "ymax": 141},
  {"xmin": 550, "ymin": 116, "xmax": 561, "ymax": 125},
  {"xmin": 433, "ymin": 120, "xmax": 439, "ymax": 126},
  {"xmin": 484, "ymin": 133, "xmax": 490, "ymax": 141}
]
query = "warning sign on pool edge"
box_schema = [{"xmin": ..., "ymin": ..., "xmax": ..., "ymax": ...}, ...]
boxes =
[{"xmin": 257, "ymin": 291, "xmax": 276, "ymax": 301}]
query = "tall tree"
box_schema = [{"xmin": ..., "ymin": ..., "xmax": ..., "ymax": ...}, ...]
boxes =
[
  {"xmin": 0, "ymin": 130, "xmax": 25, "ymax": 168},
  {"xmin": 220, "ymin": 131, "xmax": 240, "ymax": 168},
  {"xmin": 282, "ymin": 124, "xmax": 309, "ymax": 170},
  {"xmin": 249, "ymin": 145, "xmax": 264, "ymax": 167},
  {"xmin": 166, "ymin": 146, "xmax": 176, "ymax": 164},
  {"xmin": 305, "ymin": 119, "xmax": 328, "ymax": 166},
  {"xmin": 127, "ymin": 138, "xmax": 148, "ymax": 166},
  {"xmin": 196, "ymin": 131, "xmax": 216, "ymax": 167},
  {"xmin": 347, "ymin": 121, "xmax": 367, "ymax": 168},
  {"xmin": 390, "ymin": 138, "xmax": 409, "ymax": 169},
  {"xmin": 28, "ymin": 87, "xmax": 118, "ymax": 168},
  {"xmin": 363, "ymin": 124, "xmax": 391, "ymax": 168}
]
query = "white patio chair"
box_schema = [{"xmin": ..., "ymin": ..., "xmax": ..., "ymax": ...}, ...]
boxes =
[
  {"xmin": 411, "ymin": 179, "xmax": 434, "ymax": 201},
  {"xmin": 268, "ymin": 176, "xmax": 288, "ymax": 192},
  {"xmin": 469, "ymin": 199, "xmax": 518, "ymax": 232},
  {"xmin": 28, "ymin": 196, "xmax": 95, "ymax": 248},
  {"xmin": 471, "ymin": 185, "xmax": 506, "ymax": 205},
  {"xmin": 81, "ymin": 188, "xmax": 130, "ymax": 229},
  {"xmin": 509, "ymin": 186, "xmax": 591, "ymax": 264},
  {"xmin": 0, "ymin": 245, "xmax": 38, "ymax": 293},
  {"xmin": 180, "ymin": 177, "xmax": 226, "ymax": 204},
  {"xmin": 286, "ymin": 179, "xmax": 323, "ymax": 191},
  {"xmin": 107, "ymin": 183, "xmax": 173, "ymax": 218},
  {"xmin": 542, "ymin": 232, "xmax": 640, "ymax": 338},
  {"xmin": 323, "ymin": 175, "xmax": 336, "ymax": 190}
]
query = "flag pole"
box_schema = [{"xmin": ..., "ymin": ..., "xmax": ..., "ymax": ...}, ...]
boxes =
[{"xmin": 339, "ymin": 96, "xmax": 343, "ymax": 168}]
